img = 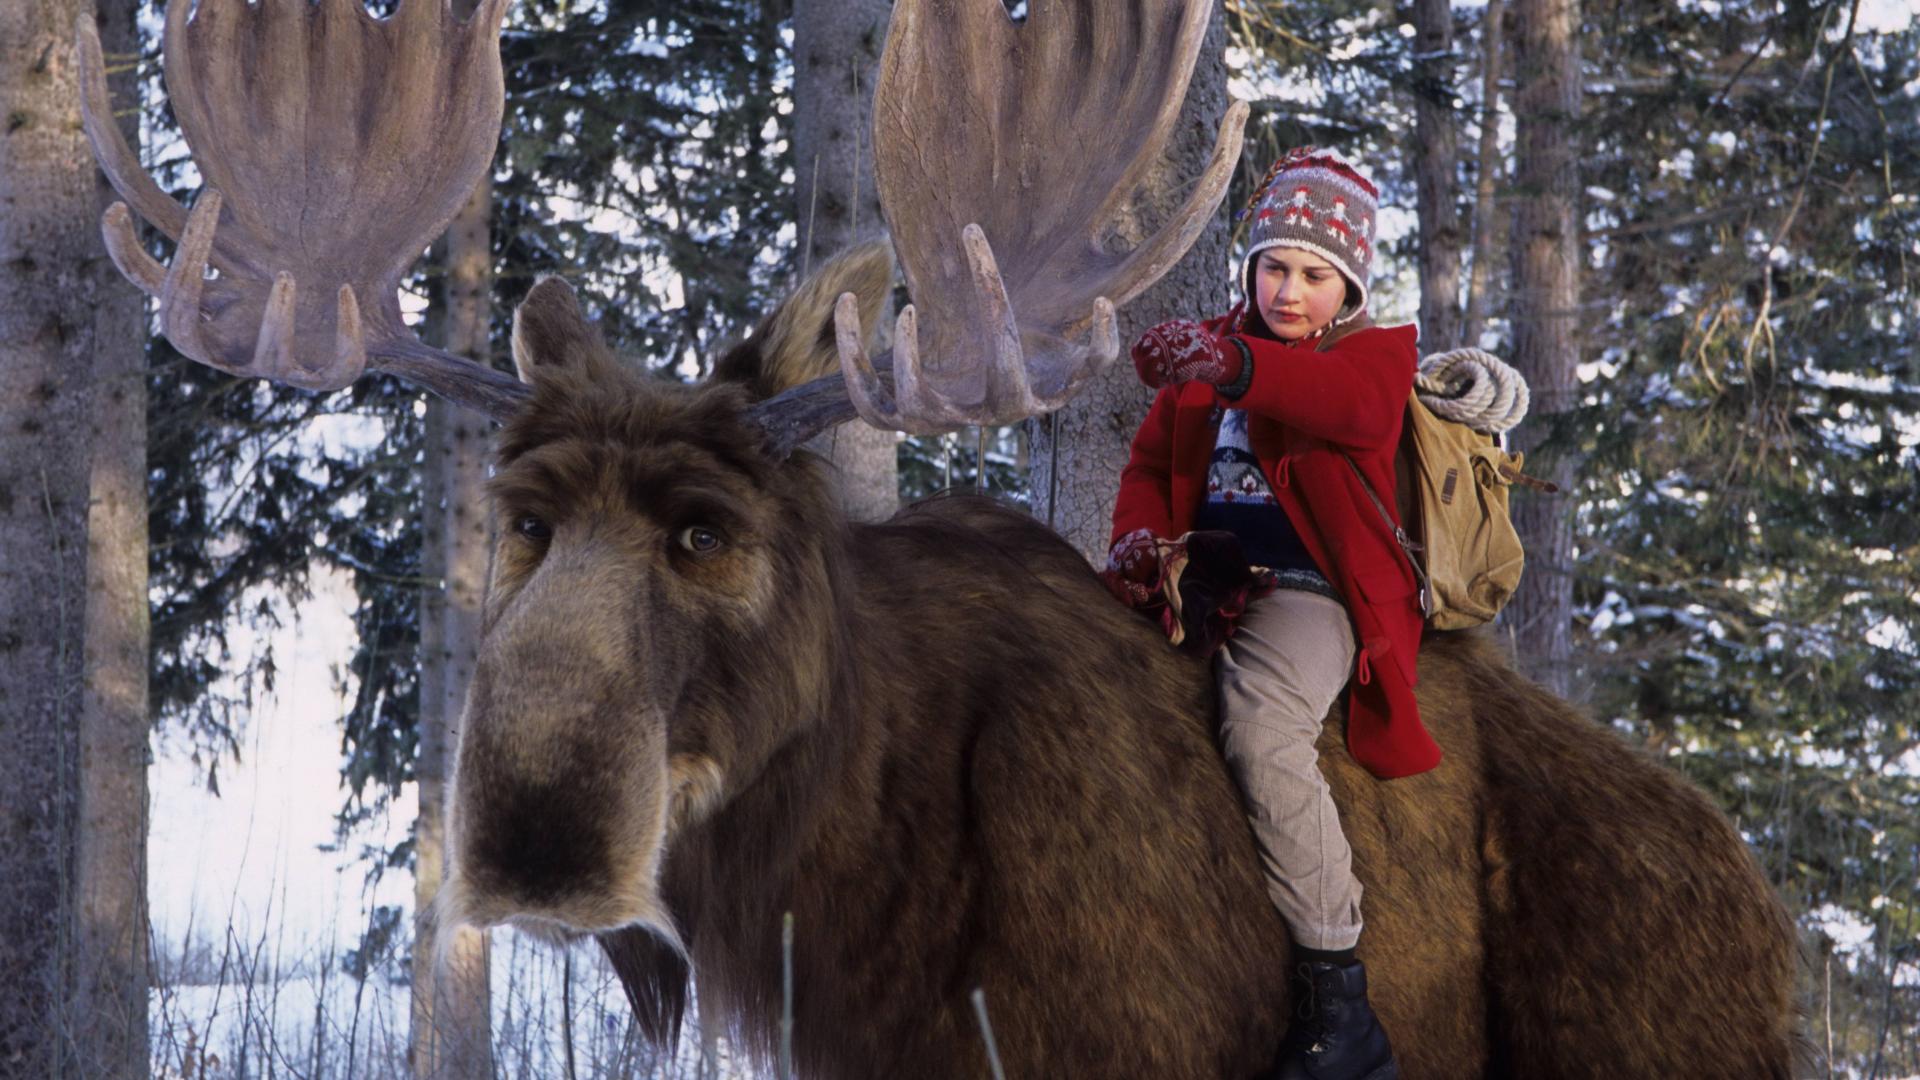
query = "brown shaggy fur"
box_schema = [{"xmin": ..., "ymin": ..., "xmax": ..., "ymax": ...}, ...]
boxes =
[{"xmin": 441, "ymin": 258, "xmax": 1801, "ymax": 1080}]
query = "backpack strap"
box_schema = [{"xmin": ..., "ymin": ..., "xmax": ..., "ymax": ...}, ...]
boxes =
[
  {"xmin": 1342, "ymin": 453, "xmax": 1434, "ymax": 620},
  {"xmin": 1498, "ymin": 461, "xmax": 1562, "ymax": 493},
  {"xmin": 1308, "ymin": 317, "xmax": 1432, "ymax": 617},
  {"xmin": 1314, "ymin": 315, "xmax": 1375, "ymax": 353}
]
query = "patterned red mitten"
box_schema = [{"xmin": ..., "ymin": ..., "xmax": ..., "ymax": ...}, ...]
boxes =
[
  {"xmin": 1130, "ymin": 319, "xmax": 1244, "ymax": 389},
  {"xmin": 1099, "ymin": 528, "xmax": 1164, "ymax": 609}
]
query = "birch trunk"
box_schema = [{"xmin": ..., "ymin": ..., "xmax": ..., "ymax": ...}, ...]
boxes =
[
  {"xmin": 792, "ymin": 0, "xmax": 898, "ymax": 522},
  {"xmin": 1029, "ymin": 5, "xmax": 1230, "ymax": 563},
  {"xmin": 1505, "ymin": 0, "xmax": 1581, "ymax": 696},
  {"xmin": 411, "ymin": 176, "xmax": 496, "ymax": 1080}
]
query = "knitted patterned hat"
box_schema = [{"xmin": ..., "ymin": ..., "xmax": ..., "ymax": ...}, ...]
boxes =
[{"xmin": 1238, "ymin": 146, "xmax": 1379, "ymax": 330}]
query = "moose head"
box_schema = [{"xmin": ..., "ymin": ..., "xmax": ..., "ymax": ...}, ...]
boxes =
[{"xmin": 80, "ymin": 0, "xmax": 1244, "ymax": 955}]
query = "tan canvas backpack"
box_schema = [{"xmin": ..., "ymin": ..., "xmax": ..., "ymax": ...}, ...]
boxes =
[
  {"xmin": 1318, "ymin": 322, "xmax": 1549, "ymax": 629},
  {"xmin": 1394, "ymin": 391, "xmax": 1538, "ymax": 629}
]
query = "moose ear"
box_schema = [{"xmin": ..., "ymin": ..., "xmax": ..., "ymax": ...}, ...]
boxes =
[
  {"xmin": 712, "ymin": 240, "xmax": 895, "ymax": 399},
  {"xmin": 512, "ymin": 277, "xmax": 617, "ymax": 384}
]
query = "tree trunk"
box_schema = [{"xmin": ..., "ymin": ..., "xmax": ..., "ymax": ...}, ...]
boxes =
[
  {"xmin": 1504, "ymin": 0, "xmax": 1581, "ymax": 696},
  {"xmin": 72, "ymin": 0, "xmax": 151, "ymax": 1074},
  {"xmin": 1029, "ymin": 6, "xmax": 1231, "ymax": 564},
  {"xmin": 0, "ymin": 0, "xmax": 146, "ymax": 1073},
  {"xmin": 1461, "ymin": 0, "xmax": 1507, "ymax": 348},
  {"xmin": 412, "ymin": 176, "xmax": 496, "ymax": 1080},
  {"xmin": 1412, "ymin": 0, "xmax": 1464, "ymax": 351},
  {"xmin": 791, "ymin": 0, "xmax": 898, "ymax": 523}
]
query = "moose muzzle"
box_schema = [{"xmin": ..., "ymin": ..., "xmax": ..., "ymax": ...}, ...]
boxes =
[{"xmin": 439, "ymin": 556, "xmax": 682, "ymax": 946}]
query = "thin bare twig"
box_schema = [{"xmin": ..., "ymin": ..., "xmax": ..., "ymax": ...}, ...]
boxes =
[
  {"xmin": 970, "ymin": 988, "xmax": 1008, "ymax": 1080},
  {"xmin": 1705, "ymin": 19, "xmax": 1778, "ymax": 117},
  {"xmin": 562, "ymin": 950, "xmax": 578, "ymax": 1080},
  {"xmin": 779, "ymin": 912, "xmax": 795, "ymax": 1080}
]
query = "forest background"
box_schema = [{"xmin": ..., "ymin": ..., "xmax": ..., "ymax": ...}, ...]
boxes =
[{"xmin": 0, "ymin": 0, "xmax": 1915, "ymax": 1076}]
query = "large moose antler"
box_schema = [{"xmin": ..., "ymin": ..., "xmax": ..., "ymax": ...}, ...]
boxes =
[
  {"xmin": 812, "ymin": 0, "xmax": 1248, "ymax": 437},
  {"xmin": 76, "ymin": 0, "xmax": 529, "ymax": 417},
  {"xmin": 79, "ymin": 0, "xmax": 1239, "ymax": 444}
]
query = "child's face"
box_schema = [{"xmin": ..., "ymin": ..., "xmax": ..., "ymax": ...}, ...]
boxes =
[{"xmin": 1252, "ymin": 247, "xmax": 1348, "ymax": 341}]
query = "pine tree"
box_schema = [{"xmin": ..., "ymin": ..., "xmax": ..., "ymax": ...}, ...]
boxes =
[
  {"xmin": 1574, "ymin": 0, "xmax": 1920, "ymax": 1062},
  {"xmin": 0, "ymin": 0, "xmax": 149, "ymax": 1072},
  {"xmin": 1504, "ymin": 0, "xmax": 1582, "ymax": 696},
  {"xmin": 1410, "ymin": 0, "xmax": 1464, "ymax": 350},
  {"xmin": 72, "ymin": 3, "xmax": 154, "ymax": 1072},
  {"xmin": 411, "ymin": 177, "xmax": 496, "ymax": 1079},
  {"xmin": 791, "ymin": 0, "xmax": 899, "ymax": 523}
]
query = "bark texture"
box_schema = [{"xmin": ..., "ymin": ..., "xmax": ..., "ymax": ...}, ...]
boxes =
[
  {"xmin": 1028, "ymin": 6, "xmax": 1230, "ymax": 563},
  {"xmin": 1412, "ymin": 0, "xmax": 1463, "ymax": 351},
  {"xmin": 71, "ymin": 0, "xmax": 151, "ymax": 1074},
  {"xmin": 792, "ymin": 0, "xmax": 898, "ymax": 523},
  {"xmin": 1461, "ymin": 0, "xmax": 1507, "ymax": 348},
  {"xmin": 1, "ymin": 0, "xmax": 146, "ymax": 1072},
  {"xmin": 412, "ymin": 176, "xmax": 496, "ymax": 1080},
  {"xmin": 1505, "ymin": 0, "xmax": 1581, "ymax": 696}
]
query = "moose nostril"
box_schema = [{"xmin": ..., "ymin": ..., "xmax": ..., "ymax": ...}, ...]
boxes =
[{"xmin": 467, "ymin": 778, "xmax": 614, "ymax": 905}]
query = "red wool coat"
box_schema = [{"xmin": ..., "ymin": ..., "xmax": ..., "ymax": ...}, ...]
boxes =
[{"xmin": 1109, "ymin": 317, "xmax": 1440, "ymax": 780}]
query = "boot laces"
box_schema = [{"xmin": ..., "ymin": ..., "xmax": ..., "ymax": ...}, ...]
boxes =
[{"xmin": 1292, "ymin": 963, "xmax": 1334, "ymax": 1050}]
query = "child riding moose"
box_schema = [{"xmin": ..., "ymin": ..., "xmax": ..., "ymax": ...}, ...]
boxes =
[{"xmin": 1102, "ymin": 146, "xmax": 1431, "ymax": 1080}]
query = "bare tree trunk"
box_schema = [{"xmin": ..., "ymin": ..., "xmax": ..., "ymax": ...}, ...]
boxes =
[
  {"xmin": 412, "ymin": 176, "xmax": 496, "ymax": 1080},
  {"xmin": 1461, "ymin": 0, "xmax": 1507, "ymax": 347},
  {"xmin": 1412, "ymin": 0, "xmax": 1464, "ymax": 351},
  {"xmin": 1, "ymin": 0, "xmax": 146, "ymax": 1073},
  {"xmin": 1504, "ymin": 0, "xmax": 1581, "ymax": 696},
  {"xmin": 1029, "ymin": 5, "xmax": 1230, "ymax": 563},
  {"xmin": 72, "ymin": 0, "xmax": 151, "ymax": 1074},
  {"xmin": 792, "ymin": 0, "xmax": 898, "ymax": 522}
]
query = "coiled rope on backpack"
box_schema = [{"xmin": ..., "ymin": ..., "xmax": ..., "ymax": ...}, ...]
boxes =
[{"xmin": 1414, "ymin": 348, "xmax": 1531, "ymax": 434}]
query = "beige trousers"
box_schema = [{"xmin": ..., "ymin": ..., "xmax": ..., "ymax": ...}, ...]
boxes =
[{"xmin": 1214, "ymin": 589, "xmax": 1363, "ymax": 951}]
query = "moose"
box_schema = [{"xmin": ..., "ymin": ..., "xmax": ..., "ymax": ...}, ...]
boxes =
[{"xmin": 77, "ymin": 0, "xmax": 1804, "ymax": 1076}]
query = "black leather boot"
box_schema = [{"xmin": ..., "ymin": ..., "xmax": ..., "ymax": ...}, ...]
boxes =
[{"xmin": 1263, "ymin": 959, "xmax": 1399, "ymax": 1080}]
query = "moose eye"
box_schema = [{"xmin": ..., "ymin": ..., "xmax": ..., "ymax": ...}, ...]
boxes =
[
  {"xmin": 516, "ymin": 514, "xmax": 551, "ymax": 541},
  {"xmin": 676, "ymin": 526, "xmax": 723, "ymax": 554}
]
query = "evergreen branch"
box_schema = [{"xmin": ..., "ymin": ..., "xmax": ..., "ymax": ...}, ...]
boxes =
[
  {"xmin": 1844, "ymin": 43, "xmax": 1910, "ymax": 298},
  {"xmin": 1586, "ymin": 185, "xmax": 1795, "ymax": 241},
  {"xmin": 1741, "ymin": 0, "xmax": 1864, "ymax": 376}
]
